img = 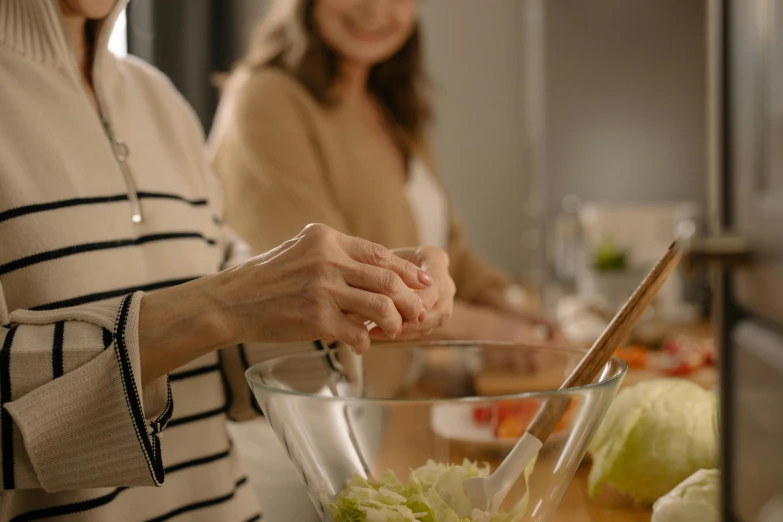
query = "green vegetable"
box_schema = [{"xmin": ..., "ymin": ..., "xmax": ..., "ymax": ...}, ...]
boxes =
[
  {"xmin": 588, "ymin": 378, "xmax": 718, "ymax": 503},
  {"xmin": 651, "ymin": 469, "xmax": 720, "ymax": 522},
  {"xmin": 593, "ymin": 237, "xmax": 627, "ymax": 272},
  {"xmin": 325, "ymin": 458, "xmax": 536, "ymax": 522}
]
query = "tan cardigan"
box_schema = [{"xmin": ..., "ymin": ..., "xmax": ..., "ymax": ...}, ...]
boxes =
[
  {"xmin": 0, "ymin": 1, "xmax": 316, "ymax": 519},
  {"xmin": 208, "ymin": 66, "xmax": 510, "ymax": 304}
]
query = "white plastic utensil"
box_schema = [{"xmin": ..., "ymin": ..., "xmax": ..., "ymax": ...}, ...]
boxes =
[{"xmin": 463, "ymin": 241, "xmax": 683, "ymax": 513}]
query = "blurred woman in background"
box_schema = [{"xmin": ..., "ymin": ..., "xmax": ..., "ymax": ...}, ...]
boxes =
[{"xmin": 209, "ymin": 0, "xmax": 560, "ymax": 346}]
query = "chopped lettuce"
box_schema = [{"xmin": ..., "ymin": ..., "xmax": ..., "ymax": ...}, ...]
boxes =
[{"xmin": 325, "ymin": 459, "xmax": 536, "ymax": 522}]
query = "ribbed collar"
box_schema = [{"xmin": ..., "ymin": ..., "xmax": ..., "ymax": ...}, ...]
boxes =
[{"xmin": 0, "ymin": 0, "xmax": 127, "ymax": 77}]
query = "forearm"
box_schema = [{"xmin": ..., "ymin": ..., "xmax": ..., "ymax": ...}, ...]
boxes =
[
  {"xmin": 432, "ymin": 300, "xmax": 512, "ymax": 340},
  {"xmin": 471, "ymin": 285, "xmax": 560, "ymax": 334},
  {"xmin": 432, "ymin": 299, "xmax": 555, "ymax": 346},
  {"xmin": 138, "ymin": 274, "xmax": 235, "ymax": 384},
  {"xmin": 469, "ymin": 286, "xmax": 518, "ymax": 314}
]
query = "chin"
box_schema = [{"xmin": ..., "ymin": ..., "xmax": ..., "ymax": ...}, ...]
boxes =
[
  {"xmin": 61, "ymin": 0, "xmax": 117, "ymax": 19},
  {"xmin": 343, "ymin": 42, "xmax": 404, "ymax": 66}
]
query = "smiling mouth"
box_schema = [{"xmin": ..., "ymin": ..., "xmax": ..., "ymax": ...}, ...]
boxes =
[{"xmin": 343, "ymin": 18, "xmax": 391, "ymax": 41}]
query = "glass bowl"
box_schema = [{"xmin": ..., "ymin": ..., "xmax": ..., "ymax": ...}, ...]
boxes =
[{"xmin": 246, "ymin": 341, "xmax": 626, "ymax": 521}]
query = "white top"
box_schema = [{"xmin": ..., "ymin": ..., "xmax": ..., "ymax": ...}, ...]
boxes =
[{"xmin": 405, "ymin": 157, "xmax": 450, "ymax": 249}]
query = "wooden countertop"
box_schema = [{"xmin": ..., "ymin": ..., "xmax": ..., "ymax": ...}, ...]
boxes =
[{"xmin": 552, "ymin": 467, "xmax": 652, "ymax": 522}]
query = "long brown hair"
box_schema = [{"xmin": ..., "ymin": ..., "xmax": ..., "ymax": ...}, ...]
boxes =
[{"xmin": 242, "ymin": 0, "xmax": 431, "ymax": 141}]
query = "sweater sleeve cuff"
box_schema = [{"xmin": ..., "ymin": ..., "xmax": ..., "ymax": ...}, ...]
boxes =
[{"xmin": 5, "ymin": 293, "xmax": 172, "ymax": 492}]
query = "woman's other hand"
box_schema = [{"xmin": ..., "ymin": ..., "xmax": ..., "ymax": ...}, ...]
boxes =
[{"xmin": 368, "ymin": 245, "xmax": 456, "ymax": 341}]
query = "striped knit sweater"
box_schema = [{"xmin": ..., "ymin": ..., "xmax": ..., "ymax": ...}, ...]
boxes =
[{"xmin": 0, "ymin": 1, "xmax": 318, "ymax": 520}]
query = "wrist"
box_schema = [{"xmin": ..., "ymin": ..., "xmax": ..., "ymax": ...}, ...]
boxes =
[
  {"xmin": 189, "ymin": 273, "xmax": 240, "ymax": 348},
  {"xmin": 504, "ymin": 284, "xmax": 529, "ymax": 311},
  {"xmin": 138, "ymin": 277, "xmax": 237, "ymax": 382}
]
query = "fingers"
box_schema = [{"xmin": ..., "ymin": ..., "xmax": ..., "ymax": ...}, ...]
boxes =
[
  {"xmin": 409, "ymin": 245, "xmax": 450, "ymax": 273},
  {"xmin": 370, "ymin": 324, "xmax": 434, "ymax": 342},
  {"xmin": 549, "ymin": 329, "xmax": 572, "ymax": 345},
  {"xmin": 413, "ymin": 285, "xmax": 439, "ymax": 311},
  {"xmin": 336, "ymin": 287, "xmax": 405, "ymax": 338},
  {"xmin": 517, "ymin": 310, "xmax": 560, "ymax": 331},
  {"xmin": 412, "ymin": 285, "xmax": 453, "ymax": 328},
  {"xmin": 293, "ymin": 226, "xmax": 455, "ymax": 349},
  {"xmin": 341, "ymin": 236, "xmax": 432, "ymax": 290},
  {"xmin": 516, "ymin": 311, "xmax": 568, "ymax": 343},
  {"xmin": 331, "ymin": 315, "xmax": 372, "ymax": 355},
  {"xmin": 343, "ymin": 263, "xmax": 426, "ymax": 324}
]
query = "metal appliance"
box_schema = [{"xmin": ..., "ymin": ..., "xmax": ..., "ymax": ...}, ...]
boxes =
[{"xmin": 697, "ymin": 1, "xmax": 783, "ymax": 520}]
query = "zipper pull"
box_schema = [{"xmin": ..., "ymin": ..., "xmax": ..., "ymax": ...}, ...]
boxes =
[{"xmin": 103, "ymin": 120, "xmax": 143, "ymax": 224}]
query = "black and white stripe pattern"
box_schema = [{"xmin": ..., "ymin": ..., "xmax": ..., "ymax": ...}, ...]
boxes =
[
  {"xmin": 168, "ymin": 362, "xmax": 220, "ymax": 382},
  {"xmin": 51, "ymin": 322, "xmax": 64, "ymax": 379},
  {"xmin": 1, "ymin": 281, "xmax": 263, "ymax": 522},
  {"xmin": 1, "ymin": 326, "xmax": 18, "ymax": 490},
  {"xmin": 0, "ymin": 0, "xmax": 300, "ymax": 517},
  {"xmin": 30, "ymin": 277, "xmax": 203, "ymax": 312},
  {"xmin": 8, "ymin": 444, "xmax": 256, "ymax": 522},
  {"xmin": 0, "ymin": 148, "xmax": 262, "ymax": 520},
  {"xmin": 145, "ymin": 477, "xmax": 250, "ymax": 522},
  {"xmin": 0, "ymin": 191, "xmax": 221, "ymax": 313},
  {"xmin": 238, "ymin": 344, "xmax": 266, "ymax": 417},
  {"xmin": 0, "ymin": 232, "xmax": 217, "ymax": 278},
  {"xmin": 0, "ymin": 191, "xmax": 210, "ymax": 225}
]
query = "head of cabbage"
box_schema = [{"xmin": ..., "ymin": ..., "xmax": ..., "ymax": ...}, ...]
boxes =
[
  {"xmin": 651, "ymin": 469, "xmax": 720, "ymax": 522},
  {"xmin": 588, "ymin": 378, "xmax": 718, "ymax": 504}
]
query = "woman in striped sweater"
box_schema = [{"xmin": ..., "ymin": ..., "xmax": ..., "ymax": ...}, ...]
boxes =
[{"xmin": 0, "ymin": 0, "xmax": 455, "ymax": 520}]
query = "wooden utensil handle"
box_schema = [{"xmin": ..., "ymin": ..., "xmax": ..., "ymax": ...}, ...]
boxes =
[{"xmin": 527, "ymin": 241, "xmax": 683, "ymax": 442}]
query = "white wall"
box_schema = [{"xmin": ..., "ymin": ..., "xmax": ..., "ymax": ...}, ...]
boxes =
[
  {"xmin": 420, "ymin": 1, "xmax": 533, "ymax": 278},
  {"xmin": 421, "ymin": 0, "xmax": 707, "ymax": 279},
  {"xmin": 543, "ymin": 0, "xmax": 707, "ymax": 220}
]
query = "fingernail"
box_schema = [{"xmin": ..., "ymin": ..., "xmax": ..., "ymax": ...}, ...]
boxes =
[
  {"xmin": 418, "ymin": 270, "xmax": 433, "ymax": 285},
  {"xmin": 418, "ymin": 310, "xmax": 427, "ymax": 323}
]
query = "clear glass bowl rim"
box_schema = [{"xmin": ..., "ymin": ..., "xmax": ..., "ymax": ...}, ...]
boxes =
[{"xmin": 245, "ymin": 340, "xmax": 628, "ymax": 405}]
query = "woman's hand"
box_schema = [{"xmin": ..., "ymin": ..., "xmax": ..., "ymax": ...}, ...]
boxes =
[
  {"xmin": 472, "ymin": 285, "xmax": 566, "ymax": 342},
  {"xmin": 213, "ymin": 224, "xmax": 439, "ymax": 351},
  {"xmin": 431, "ymin": 301, "xmax": 547, "ymax": 343},
  {"xmin": 426, "ymin": 300, "xmax": 571, "ymax": 371},
  {"xmin": 369, "ymin": 245, "xmax": 456, "ymax": 341},
  {"xmin": 139, "ymin": 225, "xmax": 450, "ymax": 382}
]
